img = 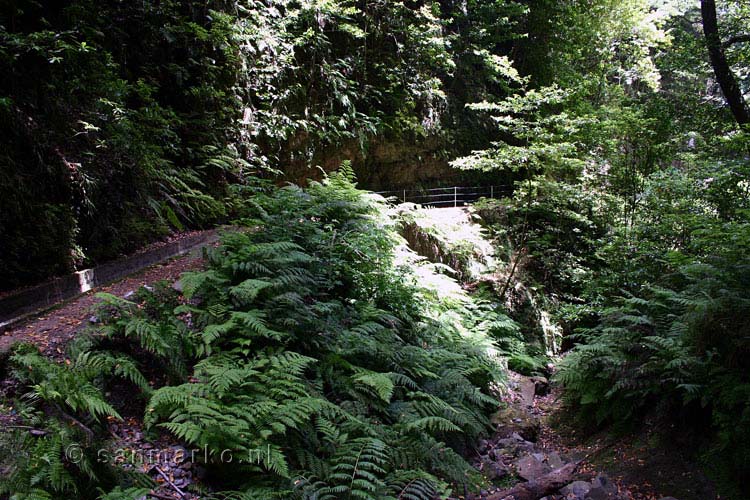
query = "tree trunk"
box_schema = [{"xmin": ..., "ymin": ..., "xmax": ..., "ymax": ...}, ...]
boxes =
[
  {"xmin": 487, "ymin": 461, "xmax": 581, "ymax": 500},
  {"xmin": 701, "ymin": 0, "xmax": 750, "ymax": 125}
]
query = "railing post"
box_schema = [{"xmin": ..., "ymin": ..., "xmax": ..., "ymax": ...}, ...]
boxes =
[
  {"xmin": 491, "ymin": 185, "xmax": 494, "ymax": 199},
  {"xmin": 454, "ymin": 186, "xmax": 457, "ymax": 207},
  {"xmin": 403, "ymin": 189, "xmax": 406, "ymax": 203}
]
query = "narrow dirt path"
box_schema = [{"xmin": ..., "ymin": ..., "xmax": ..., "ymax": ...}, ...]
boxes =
[
  {"xmin": 0, "ymin": 250, "xmax": 207, "ymax": 500},
  {"xmin": 0, "ymin": 251, "xmax": 204, "ymax": 358}
]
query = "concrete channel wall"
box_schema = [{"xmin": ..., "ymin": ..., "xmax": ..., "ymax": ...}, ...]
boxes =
[{"xmin": 0, "ymin": 230, "xmax": 219, "ymax": 332}]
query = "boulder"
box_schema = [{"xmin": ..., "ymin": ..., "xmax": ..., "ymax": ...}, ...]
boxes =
[
  {"xmin": 518, "ymin": 376, "xmax": 537, "ymax": 407},
  {"xmin": 493, "ymin": 405, "xmax": 541, "ymax": 442},
  {"xmin": 530, "ymin": 375, "xmax": 550, "ymax": 396},
  {"xmin": 560, "ymin": 480, "xmax": 592, "ymax": 498},
  {"xmin": 515, "ymin": 454, "xmax": 552, "ymax": 481},
  {"xmin": 586, "ymin": 473, "xmax": 618, "ymax": 499},
  {"xmin": 546, "ymin": 451, "xmax": 565, "ymax": 469}
]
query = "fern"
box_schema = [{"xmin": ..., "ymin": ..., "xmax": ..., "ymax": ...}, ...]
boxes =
[
  {"xmin": 3, "ymin": 171, "xmax": 503, "ymax": 498},
  {"xmin": 328, "ymin": 438, "xmax": 389, "ymax": 499}
]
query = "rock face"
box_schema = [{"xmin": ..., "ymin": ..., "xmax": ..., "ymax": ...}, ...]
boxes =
[{"xmin": 281, "ymin": 133, "xmax": 460, "ymax": 190}]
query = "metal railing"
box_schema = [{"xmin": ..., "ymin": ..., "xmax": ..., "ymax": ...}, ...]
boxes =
[{"xmin": 375, "ymin": 185, "xmax": 511, "ymax": 207}]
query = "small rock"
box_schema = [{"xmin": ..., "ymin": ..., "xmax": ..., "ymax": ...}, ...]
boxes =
[
  {"xmin": 477, "ymin": 439, "xmax": 489, "ymax": 453},
  {"xmin": 560, "ymin": 480, "xmax": 591, "ymax": 498},
  {"xmin": 547, "ymin": 451, "xmax": 565, "ymax": 469},
  {"xmin": 479, "ymin": 455, "xmax": 497, "ymax": 479},
  {"xmin": 515, "ymin": 454, "xmax": 551, "ymax": 481},
  {"xmin": 517, "ymin": 376, "xmax": 536, "ymax": 407},
  {"xmin": 487, "ymin": 461, "xmax": 509, "ymax": 480},
  {"xmin": 173, "ymin": 279, "xmax": 184, "ymax": 293},
  {"xmin": 88, "ymin": 315, "xmax": 99, "ymax": 324},
  {"xmin": 123, "ymin": 290, "xmax": 136, "ymax": 299},
  {"xmin": 591, "ymin": 474, "xmax": 617, "ymax": 493},
  {"xmin": 530, "ymin": 375, "xmax": 550, "ymax": 396}
]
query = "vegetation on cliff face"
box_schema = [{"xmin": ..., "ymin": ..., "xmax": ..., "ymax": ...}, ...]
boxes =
[
  {"xmin": 2, "ymin": 0, "xmax": 750, "ymax": 498},
  {"xmin": 0, "ymin": 0, "xmax": 520, "ymax": 290}
]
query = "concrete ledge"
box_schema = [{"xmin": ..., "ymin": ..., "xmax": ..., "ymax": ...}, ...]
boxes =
[{"xmin": 0, "ymin": 230, "xmax": 220, "ymax": 332}]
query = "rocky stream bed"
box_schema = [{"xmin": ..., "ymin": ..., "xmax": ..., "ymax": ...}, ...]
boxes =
[{"xmin": 460, "ymin": 372, "xmax": 682, "ymax": 500}]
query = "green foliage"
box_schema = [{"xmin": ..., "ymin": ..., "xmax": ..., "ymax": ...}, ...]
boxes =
[
  {"xmin": 455, "ymin": 3, "xmax": 750, "ymax": 495},
  {"xmin": 2, "ymin": 173, "xmax": 502, "ymax": 498},
  {"xmin": 451, "ymin": 86, "xmax": 593, "ymax": 178},
  {"xmin": 518, "ymin": 0, "xmax": 672, "ymax": 90},
  {"xmin": 4, "ymin": 0, "xmax": 750, "ymax": 497},
  {"xmin": 561, "ymin": 231, "xmax": 750, "ymax": 473},
  {"xmin": 135, "ymin": 172, "xmax": 499, "ymax": 496},
  {"xmin": 1, "ymin": 346, "xmax": 154, "ymax": 499},
  {"xmin": 0, "ymin": 1, "xmax": 241, "ymax": 287},
  {"xmin": 0, "ymin": 0, "xmax": 474, "ymax": 289}
]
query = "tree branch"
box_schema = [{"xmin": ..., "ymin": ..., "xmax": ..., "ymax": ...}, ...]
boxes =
[
  {"xmin": 154, "ymin": 466, "xmax": 186, "ymax": 498},
  {"xmin": 723, "ymin": 34, "xmax": 750, "ymax": 48},
  {"xmin": 48, "ymin": 402, "xmax": 96, "ymax": 444},
  {"xmin": 701, "ymin": 0, "xmax": 750, "ymax": 125}
]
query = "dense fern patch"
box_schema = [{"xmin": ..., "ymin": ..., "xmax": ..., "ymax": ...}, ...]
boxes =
[
  {"xmin": 558, "ymin": 216, "xmax": 750, "ymax": 492},
  {"xmin": 0, "ymin": 171, "xmax": 504, "ymax": 499}
]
